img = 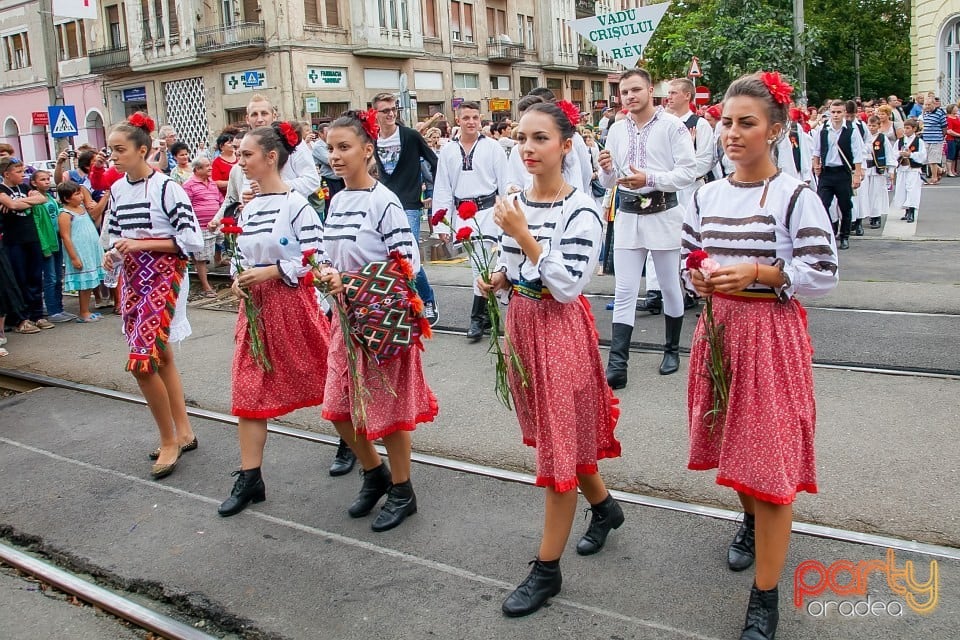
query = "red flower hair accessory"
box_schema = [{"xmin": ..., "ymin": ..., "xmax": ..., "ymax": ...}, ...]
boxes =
[
  {"xmin": 706, "ymin": 104, "xmax": 722, "ymax": 120},
  {"xmin": 457, "ymin": 200, "xmax": 478, "ymax": 220},
  {"xmin": 788, "ymin": 107, "xmax": 805, "ymax": 123},
  {"xmin": 278, "ymin": 121, "xmax": 300, "ymax": 150},
  {"xmin": 760, "ymin": 72, "xmax": 793, "ymax": 106},
  {"xmin": 357, "ymin": 108, "xmax": 380, "ymax": 140},
  {"xmin": 556, "ymin": 100, "xmax": 580, "ymax": 126},
  {"xmin": 128, "ymin": 113, "xmax": 156, "ymax": 133}
]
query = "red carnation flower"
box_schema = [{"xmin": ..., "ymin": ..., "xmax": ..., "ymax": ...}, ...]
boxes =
[
  {"xmin": 221, "ymin": 217, "xmax": 236, "ymax": 227},
  {"xmin": 455, "ymin": 226, "xmax": 473, "ymax": 242},
  {"xmin": 278, "ymin": 122, "xmax": 299, "ymax": 148},
  {"xmin": 430, "ymin": 209, "xmax": 447, "ymax": 227},
  {"xmin": 302, "ymin": 248, "xmax": 318, "ymax": 266},
  {"xmin": 457, "ymin": 201, "xmax": 478, "ymax": 220},
  {"xmin": 556, "ymin": 100, "xmax": 581, "ymax": 126},
  {"xmin": 302, "ymin": 271, "xmax": 315, "ymax": 286},
  {"xmin": 760, "ymin": 71, "xmax": 793, "ymax": 106},
  {"xmin": 358, "ymin": 108, "xmax": 380, "ymax": 140},
  {"xmin": 128, "ymin": 113, "xmax": 156, "ymax": 133},
  {"xmin": 685, "ymin": 249, "xmax": 709, "ymax": 271}
]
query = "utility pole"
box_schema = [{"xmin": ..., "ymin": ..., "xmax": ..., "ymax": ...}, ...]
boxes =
[
  {"xmin": 854, "ymin": 41, "xmax": 862, "ymax": 98},
  {"xmin": 38, "ymin": 0, "xmax": 69, "ymax": 157},
  {"xmin": 793, "ymin": 0, "xmax": 807, "ymax": 105}
]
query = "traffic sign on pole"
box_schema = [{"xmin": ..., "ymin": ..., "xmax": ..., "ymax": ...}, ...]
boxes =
[
  {"xmin": 695, "ymin": 86, "xmax": 711, "ymax": 105},
  {"xmin": 688, "ymin": 56, "xmax": 702, "ymax": 78},
  {"xmin": 48, "ymin": 105, "xmax": 78, "ymax": 138}
]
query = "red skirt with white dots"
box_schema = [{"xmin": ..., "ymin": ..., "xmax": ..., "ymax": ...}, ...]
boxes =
[
  {"xmin": 687, "ymin": 293, "xmax": 818, "ymax": 505},
  {"xmin": 231, "ymin": 279, "xmax": 330, "ymax": 419},
  {"xmin": 321, "ymin": 311, "xmax": 438, "ymax": 440},
  {"xmin": 506, "ymin": 294, "xmax": 621, "ymax": 493}
]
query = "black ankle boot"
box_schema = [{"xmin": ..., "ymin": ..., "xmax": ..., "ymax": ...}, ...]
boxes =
[
  {"xmin": 869, "ymin": 217, "xmax": 881, "ymax": 229},
  {"xmin": 905, "ymin": 207, "xmax": 915, "ymax": 223},
  {"xmin": 728, "ymin": 513, "xmax": 756, "ymax": 571},
  {"xmin": 740, "ymin": 583, "xmax": 779, "ymax": 640},
  {"xmin": 348, "ymin": 463, "xmax": 392, "ymax": 518},
  {"xmin": 606, "ymin": 323, "xmax": 634, "ymax": 389},
  {"xmin": 853, "ymin": 219, "xmax": 864, "ymax": 236},
  {"xmin": 501, "ymin": 559, "xmax": 562, "ymax": 617},
  {"xmin": 466, "ymin": 295, "xmax": 485, "ymax": 342},
  {"xmin": 329, "ymin": 438, "xmax": 357, "ymax": 477},
  {"xmin": 658, "ymin": 314, "xmax": 684, "ymax": 375},
  {"xmin": 218, "ymin": 468, "xmax": 266, "ymax": 517},
  {"xmin": 371, "ymin": 480, "xmax": 417, "ymax": 532},
  {"xmin": 576, "ymin": 494, "xmax": 625, "ymax": 556},
  {"xmin": 635, "ymin": 289, "xmax": 662, "ymax": 314}
]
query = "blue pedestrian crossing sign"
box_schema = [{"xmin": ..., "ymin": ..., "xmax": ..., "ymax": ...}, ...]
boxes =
[{"xmin": 48, "ymin": 105, "xmax": 79, "ymax": 139}]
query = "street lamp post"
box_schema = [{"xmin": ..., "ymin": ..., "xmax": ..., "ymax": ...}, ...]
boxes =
[{"xmin": 793, "ymin": 0, "xmax": 807, "ymax": 105}]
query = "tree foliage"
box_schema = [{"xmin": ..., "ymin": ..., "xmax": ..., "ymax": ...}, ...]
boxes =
[{"xmin": 642, "ymin": 0, "xmax": 910, "ymax": 105}]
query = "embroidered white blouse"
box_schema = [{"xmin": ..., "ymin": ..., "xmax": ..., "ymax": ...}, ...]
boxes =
[{"xmin": 106, "ymin": 172, "xmax": 203, "ymax": 256}]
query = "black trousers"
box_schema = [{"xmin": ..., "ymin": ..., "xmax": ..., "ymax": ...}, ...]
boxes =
[{"xmin": 817, "ymin": 168, "xmax": 853, "ymax": 239}]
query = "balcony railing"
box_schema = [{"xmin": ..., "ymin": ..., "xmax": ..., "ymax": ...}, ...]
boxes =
[
  {"xmin": 487, "ymin": 40, "xmax": 524, "ymax": 64},
  {"xmin": 578, "ymin": 52, "xmax": 598, "ymax": 71},
  {"xmin": 196, "ymin": 22, "xmax": 266, "ymax": 54},
  {"xmin": 88, "ymin": 45, "xmax": 130, "ymax": 73},
  {"xmin": 576, "ymin": 0, "xmax": 595, "ymax": 18}
]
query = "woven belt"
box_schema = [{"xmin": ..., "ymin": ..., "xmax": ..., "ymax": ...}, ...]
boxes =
[
  {"xmin": 714, "ymin": 290, "xmax": 779, "ymax": 303},
  {"xmin": 619, "ymin": 191, "xmax": 678, "ymax": 214},
  {"xmin": 512, "ymin": 280, "xmax": 553, "ymax": 300},
  {"xmin": 455, "ymin": 192, "xmax": 498, "ymax": 211}
]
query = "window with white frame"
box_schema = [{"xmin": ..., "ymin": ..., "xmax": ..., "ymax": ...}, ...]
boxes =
[
  {"xmin": 450, "ymin": 1, "xmax": 475, "ymax": 43},
  {"xmin": 454, "ymin": 72, "xmax": 480, "ymax": 89},
  {"xmin": 378, "ymin": 0, "xmax": 409, "ymax": 31},
  {"xmin": 943, "ymin": 19, "xmax": 960, "ymax": 104},
  {"xmin": 3, "ymin": 32, "xmax": 30, "ymax": 70},
  {"xmin": 491, "ymin": 75, "xmax": 510, "ymax": 91}
]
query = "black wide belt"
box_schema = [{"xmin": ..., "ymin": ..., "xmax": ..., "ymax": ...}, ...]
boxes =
[
  {"xmin": 619, "ymin": 191, "xmax": 678, "ymax": 214},
  {"xmin": 455, "ymin": 192, "xmax": 497, "ymax": 211}
]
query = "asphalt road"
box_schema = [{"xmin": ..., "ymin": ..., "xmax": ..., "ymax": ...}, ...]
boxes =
[{"xmin": 0, "ymin": 388, "xmax": 956, "ymax": 640}]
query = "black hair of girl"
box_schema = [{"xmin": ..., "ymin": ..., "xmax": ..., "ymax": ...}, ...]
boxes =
[
  {"xmin": 170, "ymin": 141, "xmax": 190, "ymax": 157},
  {"xmin": 329, "ymin": 110, "xmax": 375, "ymax": 145},
  {"xmin": 111, "ymin": 113, "xmax": 153, "ymax": 151},
  {"xmin": 29, "ymin": 169, "xmax": 51, "ymax": 186},
  {"xmin": 522, "ymin": 102, "xmax": 577, "ymax": 141},
  {"xmin": 57, "ymin": 179, "xmax": 83, "ymax": 204},
  {"xmin": 247, "ymin": 122, "xmax": 301, "ymax": 171},
  {"xmin": 723, "ymin": 73, "xmax": 789, "ymax": 135},
  {"xmin": 215, "ymin": 132, "xmax": 234, "ymax": 151},
  {"xmin": 517, "ymin": 94, "xmax": 545, "ymax": 114}
]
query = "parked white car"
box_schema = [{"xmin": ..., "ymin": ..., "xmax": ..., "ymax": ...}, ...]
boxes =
[{"xmin": 28, "ymin": 160, "xmax": 57, "ymax": 172}]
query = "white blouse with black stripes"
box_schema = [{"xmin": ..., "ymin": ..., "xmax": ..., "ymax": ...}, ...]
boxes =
[
  {"xmin": 680, "ymin": 171, "xmax": 839, "ymax": 300},
  {"xmin": 233, "ymin": 191, "xmax": 325, "ymax": 285},
  {"xmin": 106, "ymin": 172, "xmax": 203, "ymax": 255},
  {"xmin": 325, "ymin": 182, "xmax": 420, "ymax": 273},
  {"xmin": 495, "ymin": 189, "xmax": 603, "ymax": 304}
]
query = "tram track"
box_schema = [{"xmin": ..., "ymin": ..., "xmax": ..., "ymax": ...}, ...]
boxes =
[{"xmin": 2, "ymin": 368, "xmax": 958, "ymax": 562}]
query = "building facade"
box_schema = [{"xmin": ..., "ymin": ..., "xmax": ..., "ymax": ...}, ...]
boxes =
[
  {"xmin": 0, "ymin": 0, "xmax": 109, "ymax": 162},
  {"xmin": 913, "ymin": 0, "xmax": 960, "ymax": 103},
  {"xmin": 2, "ymin": 0, "xmax": 655, "ymax": 159}
]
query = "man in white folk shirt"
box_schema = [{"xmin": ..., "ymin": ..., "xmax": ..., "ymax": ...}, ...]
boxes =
[
  {"xmin": 636, "ymin": 78, "xmax": 715, "ymax": 315},
  {"xmin": 431, "ymin": 101, "xmax": 507, "ymax": 341},
  {"xmin": 598, "ymin": 68, "xmax": 698, "ymax": 388},
  {"xmin": 812, "ymin": 100, "xmax": 864, "ymax": 250}
]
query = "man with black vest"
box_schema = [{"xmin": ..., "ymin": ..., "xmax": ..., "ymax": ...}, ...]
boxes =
[
  {"xmin": 845, "ymin": 100, "xmax": 870, "ymax": 236},
  {"xmin": 812, "ymin": 100, "xmax": 864, "ymax": 250}
]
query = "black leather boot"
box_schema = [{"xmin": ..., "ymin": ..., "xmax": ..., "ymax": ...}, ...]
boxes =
[
  {"xmin": 683, "ymin": 293, "xmax": 699, "ymax": 310},
  {"xmin": 348, "ymin": 463, "xmax": 392, "ymax": 518},
  {"xmin": 658, "ymin": 315, "xmax": 683, "ymax": 375},
  {"xmin": 501, "ymin": 559, "xmax": 562, "ymax": 617},
  {"xmin": 329, "ymin": 438, "xmax": 356, "ymax": 477},
  {"xmin": 900, "ymin": 209, "xmax": 910, "ymax": 221},
  {"xmin": 727, "ymin": 513, "xmax": 756, "ymax": 571},
  {"xmin": 371, "ymin": 480, "xmax": 417, "ymax": 532},
  {"xmin": 740, "ymin": 583, "xmax": 779, "ymax": 640},
  {"xmin": 218, "ymin": 468, "xmax": 266, "ymax": 517},
  {"xmin": 605, "ymin": 323, "xmax": 633, "ymax": 390},
  {"xmin": 466, "ymin": 295, "xmax": 485, "ymax": 342},
  {"xmin": 869, "ymin": 217, "xmax": 881, "ymax": 229},
  {"xmin": 635, "ymin": 289, "xmax": 662, "ymax": 314},
  {"xmin": 853, "ymin": 219, "xmax": 864, "ymax": 236},
  {"xmin": 576, "ymin": 494, "xmax": 625, "ymax": 556},
  {"xmin": 905, "ymin": 207, "xmax": 915, "ymax": 223}
]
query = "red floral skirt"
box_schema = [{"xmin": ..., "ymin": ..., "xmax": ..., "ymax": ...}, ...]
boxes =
[
  {"xmin": 507, "ymin": 294, "xmax": 621, "ymax": 493},
  {"xmin": 231, "ymin": 280, "xmax": 330, "ymax": 419},
  {"xmin": 687, "ymin": 294, "xmax": 817, "ymax": 505},
  {"xmin": 321, "ymin": 310, "xmax": 438, "ymax": 440}
]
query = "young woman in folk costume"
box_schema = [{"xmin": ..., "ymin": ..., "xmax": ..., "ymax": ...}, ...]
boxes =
[
  {"xmin": 681, "ymin": 73, "xmax": 838, "ymax": 640},
  {"xmin": 478, "ymin": 102, "xmax": 622, "ymax": 617},
  {"xmin": 104, "ymin": 113, "xmax": 203, "ymax": 479},
  {"xmin": 318, "ymin": 110, "xmax": 437, "ymax": 533},
  {"xmin": 217, "ymin": 122, "xmax": 331, "ymax": 517}
]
